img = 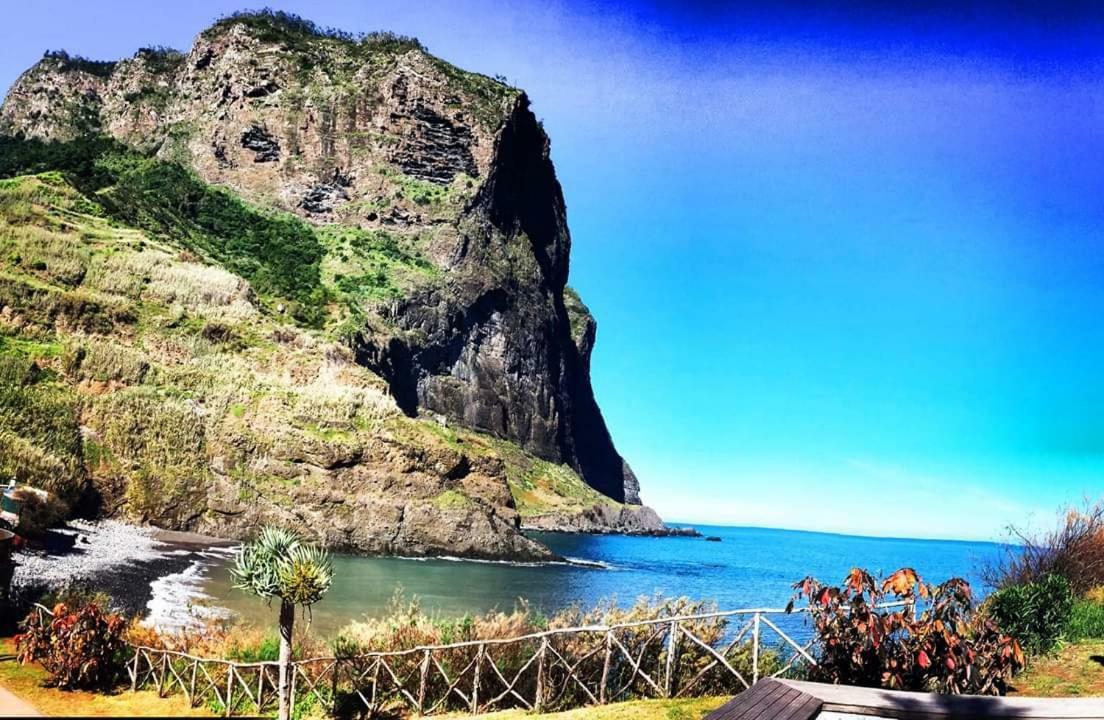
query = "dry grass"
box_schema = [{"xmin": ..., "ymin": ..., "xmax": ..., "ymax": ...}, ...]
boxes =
[
  {"xmin": 1010, "ymin": 640, "xmax": 1104, "ymax": 697},
  {"xmin": 986, "ymin": 500, "xmax": 1104, "ymax": 595},
  {"xmin": 436, "ymin": 696, "xmax": 729, "ymax": 719},
  {"xmin": 0, "ymin": 638, "xmax": 211, "ymax": 716}
]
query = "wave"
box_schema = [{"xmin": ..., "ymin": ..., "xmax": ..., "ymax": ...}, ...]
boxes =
[{"xmin": 144, "ymin": 556, "xmax": 233, "ymax": 632}]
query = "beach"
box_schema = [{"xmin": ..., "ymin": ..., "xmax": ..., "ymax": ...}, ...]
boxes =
[{"xmin": 11, "ymin": 520, "xmax": 237, "ymax": 630}]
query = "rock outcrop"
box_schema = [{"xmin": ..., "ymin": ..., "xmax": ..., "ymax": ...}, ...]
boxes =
[{"xmin": 523, "ymin": 505, "xmax": 700, "ymax": 537}]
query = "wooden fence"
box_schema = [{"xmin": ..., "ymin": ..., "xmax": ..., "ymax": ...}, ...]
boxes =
[{"xmin": 117, "ymin": 602, "xmax": 907, "ymax": 717}]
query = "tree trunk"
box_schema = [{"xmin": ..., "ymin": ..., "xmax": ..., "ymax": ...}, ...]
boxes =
[{"xmin": 278, "ymin": 599, "xmax": 295, "ymax": 720}]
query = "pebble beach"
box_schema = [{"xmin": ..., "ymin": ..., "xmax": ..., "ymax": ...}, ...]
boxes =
[{"xmin": 11, "ymin": 519, "xmax": 237, "ymax": 630}]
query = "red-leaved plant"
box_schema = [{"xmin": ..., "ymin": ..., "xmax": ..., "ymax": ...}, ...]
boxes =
[
  {"xmin": 787, "ymin": 568, "xmax": 1024, "ymax": 695},
  {"xmin": 15, "ymin": 602, "xmax": 128, "ymax": 690}
]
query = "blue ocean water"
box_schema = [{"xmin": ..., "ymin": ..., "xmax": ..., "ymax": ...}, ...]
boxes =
[{"xmin": 195, "ymin": 525, "xmax": 1007, "ymax": 638}]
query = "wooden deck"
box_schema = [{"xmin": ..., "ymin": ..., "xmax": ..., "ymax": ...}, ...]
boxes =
[
  {"xmin": 706, "ymin": 680, "xmax": 822, "ymax": 720},
  {"xmin": 705, "ymin": 679, "xmax": 1104, "ymax": 720}
]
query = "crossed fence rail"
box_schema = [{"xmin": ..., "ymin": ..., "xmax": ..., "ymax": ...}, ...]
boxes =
[{"xmin": 33, "ymin": 601, "xmax": 910, "ymax": 717}]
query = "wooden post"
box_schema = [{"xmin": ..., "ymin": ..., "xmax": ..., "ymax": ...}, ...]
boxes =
[
  {"xmin": 471, "ymin": 644, "xmax": 483, "ymax": 714},
  {"xmin": 752, "ymin": 613, "xmax": 761, "ymax": 684},
  {"xmin": 288, "ymin": 664, "xmax": 297, "ymax": 719},
  {"xmin": 417, "ymin": 648, "xmax": 431, "ymax": 713},
  {"xmin": 130, "ymin": 649, "xmax": 140, "ymax": 692},
  {"xmin": 331, "ymin": 660, "xmax": 339, "ymax": 718},
  {"xmin": 258, "ymin": 665, "xmax": 266, "ymax": 713},
  {"xmin": 225, "ymin": 664, "xmax": 234, "ymax": 717},
  {"xmin": 599, "ymin": 631, "xmax": 612, "ymax": 704},
  {"xmin": 370, "ymin": 657, "xmax": 380, "ymax": 711},
  {"xmin": 190, "ymin": 661, "xmax": 199, "ymax": 707},
  {"xmin": 664, "ymin": 621, "xmax": 680, "ymax": 698},
  {"xmin": 534, "ymin": 638, "xmax": 548, "ymax": 712},
  {"xmin": 158, "ymin": 653, "xmax": 168, "ymax": 698}
]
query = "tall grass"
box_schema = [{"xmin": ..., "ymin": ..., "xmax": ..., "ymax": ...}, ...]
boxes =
[
  {"xmin": 1067, "ymin": 599, "xmax": 1104, "ymax": 642},
  {"xmin": 985, "ymin": 500, "xmax": 1104, "ymax": 596},
  {"xmin": 0, "ymin": 135, "xmax": 328, "ymax": 326}
]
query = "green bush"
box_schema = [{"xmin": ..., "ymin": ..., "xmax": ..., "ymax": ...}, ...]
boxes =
[
  {"xmin": 1067, "ymin": 598, "xmax": 1104, "ymax": 641},
  {"xmin": 987, "ymin": 573, "xmax": 1073, "ymax": 654},
  {"xmin": 225, "ymin": 632, "xmax": 281, "ymax": 663}
]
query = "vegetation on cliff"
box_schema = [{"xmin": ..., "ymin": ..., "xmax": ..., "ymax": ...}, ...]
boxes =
[
  {"xmin": 0, "ymin": 8, "xmax": 644, "ymax": 512},
  {"xmin": 0, "ymin": 163, "xmax": 644, "ymax": 555}
]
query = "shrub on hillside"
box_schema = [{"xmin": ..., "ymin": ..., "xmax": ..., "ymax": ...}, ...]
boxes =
[
  {"xmin": 985, "ymin": 500, "xmax": 1104, "ymax": 595},
  {"xmin": 788, "ymin": 568, "xmax": 1023, "ymax": 695},
  {"xmin": 985, "ymin": 574, "xmax": 1072, "ymax": 655},
  {"xmin": 15, "ymin": 601, "xmax": 128, "ymax": 690}
]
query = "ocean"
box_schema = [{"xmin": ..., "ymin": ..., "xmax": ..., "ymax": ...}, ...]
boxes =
[{"xmin": 183, "ymin": 525, "xmax": 1008, "ymax": 639}]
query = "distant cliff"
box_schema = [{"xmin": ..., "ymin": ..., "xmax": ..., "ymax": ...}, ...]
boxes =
[{"xmin": 0, "ymin": 11, "xmax": 665, "ymax": 558}]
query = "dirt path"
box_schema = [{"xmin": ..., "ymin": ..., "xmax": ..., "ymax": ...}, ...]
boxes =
[{"xmin": 0, "ymin": 681, "xmax": 40, "ymax": 716}]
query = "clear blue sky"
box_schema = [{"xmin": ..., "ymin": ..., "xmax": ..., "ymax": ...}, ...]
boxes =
[{"xmin": 2, "ymin": 1, "xmax": 1102, "ymax": 541}]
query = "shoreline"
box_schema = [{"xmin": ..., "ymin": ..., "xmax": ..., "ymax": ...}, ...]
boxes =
[
  {"xmin": 8, "ymin": 521, "xmax": 620, "ymax": 633},
  {"xmin": 11, "ymin": 520, "xmax": 237, "ymax": 627}
]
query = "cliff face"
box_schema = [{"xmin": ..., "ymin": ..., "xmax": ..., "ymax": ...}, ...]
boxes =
[
  {"xmin": 0, "ymin": 13, "xmax": 661, "ymax": 558},
  {"xmin": 0, "ymin": 17, "xmax": 640, "ymax": 505}
]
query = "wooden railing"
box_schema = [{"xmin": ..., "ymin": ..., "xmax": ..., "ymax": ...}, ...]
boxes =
[{"xmin": 119, "ymin": 602, "xmax": 910, "ymax": 717}]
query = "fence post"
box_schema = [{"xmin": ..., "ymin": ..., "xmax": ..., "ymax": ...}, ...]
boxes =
[
  {"xmin": 130, "ymin": 649, "xmax": 140, "ymax": 692},
  {"xmin": 471, "ymin": 643, "xmax": 483, "ymax": 714},
  {"xmin": 189, "ymin": 660, "xmax": 198, "ymax": 707},
  {"xmin": 370, "ymin": 657, "xmax": 380, "ymax": 711},
  {"xmin": 258, "ymin": 665, "xmax": 266, "ymax": 714},
  {"xmin": 664, "ymin": 621, "xmax": 681, "ymax": 698},
  {"xmin": 417, "ymin": 648, "xmax": 431, "ymax": 713},
  {"xmin": 599, "ymin": 631, "xmax": 612, "ymax": 704},
  {"xmin": 288, "ymin": 663, "xmax": 297, "ymax": 719},
  {"xmin": 752, "ymin": 613, "xmax": 761, "ymax": 684},
  {"xmin": 158, "ymin": 653, "xmax": 168, "ymax": 698},
  {"xmin": 225, "ymin": 664, "xmax": 234, "ymax": 717},
  {"xmin": 330, "ymin": 660, "xmax": 339, "ymax": 718},
  {"xmin": 534, "ymin": 637, "xmax": 548, "ymax": 712}
]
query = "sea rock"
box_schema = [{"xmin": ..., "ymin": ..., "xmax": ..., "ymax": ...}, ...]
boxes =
[{"xmin": 523, "ymin": 504, "xmax": 701, "ymax": 537}]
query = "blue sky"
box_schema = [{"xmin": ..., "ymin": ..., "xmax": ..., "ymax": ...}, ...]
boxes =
[{"xmin": 2, "ymin": 1, "xmax": 1102, "ymax": 541}]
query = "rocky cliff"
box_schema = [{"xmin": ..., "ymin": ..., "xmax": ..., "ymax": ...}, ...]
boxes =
[
  {"xmin": 1, "ymin": 14, "xmax": 639, "ymax": 504},
  {"xmin": 0, "ymin": 11, "xmax": 665, "ymax": 558}
]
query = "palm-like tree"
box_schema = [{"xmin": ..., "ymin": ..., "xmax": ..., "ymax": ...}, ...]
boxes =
[{"xmin": 231, "ymin": 526, "xmax": 333, "ymax": 720}]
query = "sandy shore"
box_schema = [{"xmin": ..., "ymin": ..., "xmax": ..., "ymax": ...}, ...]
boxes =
[{"xmin": 11, "ymin": 520, "xmax": 238, "ymax": 630}]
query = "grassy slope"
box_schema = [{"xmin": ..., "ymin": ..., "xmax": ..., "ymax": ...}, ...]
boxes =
[
  {"xmin": 0, "ymin": 168, "xmax": 621, "ymax": 527},
  {"xmin": 0, "ymin": 639, "xmax": 209, "ymax": 716},
  {"xmin": 1009, "ymin": 598, "xmax": 1104, "ymax": 698},
  {"xmin": 1010, "ymin": 640, "xmax": 1104, "ymax": 697},
  {"xmin": 390, "ymin": 418, "xmax": 620, "ymax": 517}
]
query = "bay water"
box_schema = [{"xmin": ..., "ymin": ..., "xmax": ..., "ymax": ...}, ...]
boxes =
[{"xmin": 192, "ymin": 525, "xmax": 1006, "ymax": 639}]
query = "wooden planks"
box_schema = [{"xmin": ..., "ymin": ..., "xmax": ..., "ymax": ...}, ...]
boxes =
[
  {"xmin": 779, "ymin": 679, "xmax": 1104, "ymax": 718},
  {"xmin": 705, "ymin": 679, "xmax": 822, "ymax": 720},
  {"xmin": 708, "ymin": 679, "xmax": 1104, "ymax": 720}
]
